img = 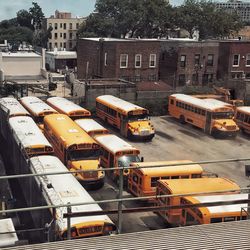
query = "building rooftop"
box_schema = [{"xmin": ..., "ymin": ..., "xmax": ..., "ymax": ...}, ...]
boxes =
[
  {"xmin": 46, "ymin": 51, "xmax": 77, "ymax": 59},
  {"xmin": 1, "ymin": 51, "xmax": 41, "ymax": 58}
]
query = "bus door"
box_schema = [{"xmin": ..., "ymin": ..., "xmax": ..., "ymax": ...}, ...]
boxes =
[
  {"xmin": 119, "ymin": 114, "xmax": 127, "ymax": 137},
  {"xmin": 205, "ymin": 111, "xmax": 212, "ymax": 134}
]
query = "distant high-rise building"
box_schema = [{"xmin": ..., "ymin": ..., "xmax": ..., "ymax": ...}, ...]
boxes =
[
  {"xmin": 45, "ymin": 10, "xmax": 85, "ymax": 51},
  {"xmin": 215, "ymin": 0, "xmax": 250, "ymax": 23}
]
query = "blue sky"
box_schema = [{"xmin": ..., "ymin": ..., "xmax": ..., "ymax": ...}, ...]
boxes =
[{"xmin": 0, "ymin": 0, "xmax": 96, "ymax": 20}]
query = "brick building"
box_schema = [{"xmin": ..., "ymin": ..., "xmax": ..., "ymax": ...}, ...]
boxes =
[
  {"xmin": 159, "ymin": 40, "xmax": 219, "ymax": 88},
  {"xmin": 218, "ymin": 41, "xmax": 250, "ymax": 81},
  {"xmin": 77, "ymin": 38, "xmax": 160, "ymax": 82}
]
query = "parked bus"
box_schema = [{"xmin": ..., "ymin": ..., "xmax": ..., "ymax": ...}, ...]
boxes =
[
  {"xmin": 46, "ymin": 96, "xmax": 91, "ymax": 120},
  {"xmin": 180, "ymin": 194, "xmax": 248, "ymax": 226},
  {"xmin": 75, "ymin": 118, "xmax": 109, "ymax": 138},
  {"xmin": 96, "ymin": 95, "xmax": 155, "ymax": 140},
  {"xmin": 9, "ymin": 116, "xmax": 53, "ymax": 157},
  {"xmin": 128, "ymin": 160, "xmax": 204, "ymax": 199},
  {"xmin": 168, "ymin": 94, "xmax": 239, "ymax": 138},
  {"xmin": 94, "ymin": 134, "xmax": 141, "ymax": 182},
  {"xmin": 20, "ymin": 96, "xmax": 58, "ymax": 131},
  {"xmin": 155, "ymin": 177, "xmax": 240, "ymax": 225},
  {"xmin": 0, "ymin": 97, "xmax": 30, "ymax": 118},
  {"xmin": 43, "ymin": 114, "xmax": 104, "ymax": 188},
  {"xmin": 30, "ymin": 155, "xmax": 116, "ymax": 239},
  {"xmin": 235, "ymin": 106, "xmax": 250, "ymax": 135}
]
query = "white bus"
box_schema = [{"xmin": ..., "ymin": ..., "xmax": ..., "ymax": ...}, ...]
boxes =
[
  {"xmin": 75, "ymin": 118, "xmax": 109, "ymax": 138},
  {"xmin": 9, "ymin": 116, "xmax": 53, "ymax": 157},
  {"xmin": 46, "ymin": 97, "xmax": 91, "ymax": 120},
  {"xmin": 0, "ymin": 97, "xmax": 30, "ymax": 117},
  {"xmin": 20, "ymin": 96, "xmax": 57, "ymax": 130},
  {"xmin": 29, "ymin": 155, "xmax": 116, "ymax": 239}
]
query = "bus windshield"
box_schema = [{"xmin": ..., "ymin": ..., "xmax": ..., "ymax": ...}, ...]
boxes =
[
  {"xmin": 128, "ymin": 114, "xmax": 149, "ymax": 122},
  {"xmin": 68, "ymin": 149, "xmax": 101, "ymax": 161},
  {"xmin": 212, "ymin": 112, "xmax": 234, "ymax": 119},
  {"xmin": 118, "ymin": 155, "xmax": 141, "ymax": 168}
]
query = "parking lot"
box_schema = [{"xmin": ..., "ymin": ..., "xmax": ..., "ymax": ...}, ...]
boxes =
[{"xmin": 90, "ymin": 115, "xmax": 250, "ymax": 234}]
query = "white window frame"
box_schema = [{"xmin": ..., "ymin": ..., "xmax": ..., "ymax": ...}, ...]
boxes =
[
  {"xmin": 135, "ymin": 54, "xmax": 142, "ymax": 68},
  {"xmin": 149, "ymin": 54, "xmax": 156, "ymax": 68},
  {"xmin": 104, "ymin": 52, "xmax": 108, "ymax": 66},
  {"xmin": 246, "ymin": 54, "xmax": 250, "ymax": 66},
  {"xmin": 232, "ymin": 54, "xmax": 240, "ymax": 67},
  {"xmin": 120, "ymin": 54, "xmax": 128, "ymax": 68}
]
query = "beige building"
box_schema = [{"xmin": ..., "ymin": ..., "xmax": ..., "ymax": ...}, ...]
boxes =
[{"xmin": 46, "ymin": 10, "xmax": 85, "ymax": 51}]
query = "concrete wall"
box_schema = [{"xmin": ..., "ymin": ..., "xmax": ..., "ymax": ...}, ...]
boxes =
[{"xmin": 1, "ymin": 53, "xmax": 42, "ymax": 79}]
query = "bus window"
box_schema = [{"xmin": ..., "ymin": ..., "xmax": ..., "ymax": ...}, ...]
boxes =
[
  {"xmin": 186, "ymin": 212, "xmax": 199, "ymax": 225},
  {"xmin": 171, "ymin": 176, "xmax": 179, "ymax": 179},
  {"xmin": 180, "ymin": 175, "xmax": 189, "ymax": 179},
  {"xmin": 224, "ymin": 217, "xmax": 236, "ymax": 222},
  {"xmin": 210, "ymin": 218, "xmax": 222, "ymax": 223},
  {"xmin": 151, "ymin": 177, "xmax": 160, "ymax": 187},
  {"xmin": 118, "ymin": 155, "xmax": 140, "ymax": 170}
]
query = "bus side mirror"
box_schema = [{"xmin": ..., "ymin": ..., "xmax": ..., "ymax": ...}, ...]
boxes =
[{"xmin": 141, "ymin": 157, "xmax": 144, "ymax": 162}]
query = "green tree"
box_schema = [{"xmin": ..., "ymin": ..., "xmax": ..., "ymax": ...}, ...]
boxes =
[
  {"xmin": 176, "ymin": 0, "xmax": 243, "ymax": 39},
  {"xmin": 29, "ymin": 2, "xmax": 45, "ymax": 29},
  {"xmin": 33, "ymin": 26, "xmax": 53, "ymax": 47},
  {"xmin": 79, "ymin": 0, "xmax": 173, "ymax": 38},
  {"xmin": 0, "ymin": 26, "xmax": 33, "ymax": 45},
  {"xmin": 16, "ymin": 9, "xmax": 33, "ymax": 29}
]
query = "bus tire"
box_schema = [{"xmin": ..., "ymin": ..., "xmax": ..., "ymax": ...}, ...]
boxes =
[{"xmin": 179, "ymin": 115, "xmax": 186, "ymax": 124}]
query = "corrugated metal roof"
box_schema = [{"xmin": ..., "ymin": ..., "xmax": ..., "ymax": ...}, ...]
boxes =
[{"xmin": 4, "ymin": 220, "xmax": 250, "ymax": 250}]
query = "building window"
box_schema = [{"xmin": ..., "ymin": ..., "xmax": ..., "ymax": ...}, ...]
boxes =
[
  {"xmin": 69, "ymin": 32, "xmax": 73, "ymax": 39},
  {"xmin": 180, "ymin": 55, "xmax": 186, "ymax": 67},
  {"xmin": 54, "ymin": 23, "xmax": 58, "ymax": 30},
  {"xmin": 60, "ymin": 42, "xmax": 62, "ymax": 48},
  {"xmin": 179, "ymin": 74, "xmax": 186, "ymax": 86},
  {"xmin": 149, "ymin": 74, "xmax": 157, "ymax": 81},
  {"xmin": 49, "ymin": 42, "xmax": 52, "ymax": 50},
  {"xmin": 233, "ymin": 54, "xmax": 240, "ymax": 66},
  {"xmin": 120, "ymin": 54, "xmax": 128, "ymax": 68},
  {"xmin": 64, "ymin": 23, "xmax": 67, "ymax": 29},
  {"xmin": 202, "ymin": 74, "xmax": 213, "ymax": 85},
  {"xmin": 104, "ymin": 52, "xmax": 108, "ymax": 66},
  {"xmin": 69, "ymin": 42, "xmax": 72, "ymax": 49},
  {"xmin": 194, "ymin": 54, "xmax": 200, "ymax": 65},
  {"xmin": 63, "ymin": 33, "xmax": 66, "ymax": 39},
  {"xmin": 207, "ymin": 54, "xmax": 214, "ymax": 66},
  {"xmin": 76, "ymin": 23, "xmax": 79, "ymax": 29},
  {"xmin": 63, "ymin": 42, "xmax": 66, "ymax": 49},
  {"xmin": 54, "ymin": 42, "xmax": 58, "ymax": 48},
  {"xmin": 60, "ymin": 33, "xmax": 62, "ymax": 38},
  {"xmin": 246, "ymin": 54, "xmax": 250, "ymax": 66},
  {"xmin": 149, "ymin": 54, "xmax": 156, "ymax": 67},
  {"xmin": 60, "ymin": 23, "xmax": 62, "ymax": 28},
  {"xmin": 54, "ymin": 33, "xmax": 58, "ymax": 39},
  {"xmin": 69, "ymin": 23, "xmax": 72, "ymax": 29},
  {"xmin": 135, "ymin": 75, "xmax": 141, "ymax": 82},
  {"xmin": 192, "ymin": 73, "xmax": 199, "ymax": 84},
  {"xmin": 135, "ymin": 54, "xmax": 142, "ymax": 68}
]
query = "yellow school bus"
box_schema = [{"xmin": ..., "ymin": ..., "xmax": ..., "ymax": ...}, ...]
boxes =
[
  {"xmin": 46, "ymin": 96, "xmax": 91, "ymax": 120},
  {"xmin": 43, "ymin": 114, "xmax": 104, "ymax": 188},
  {"xmin": 94, "ymin": 134, "xmax": 141, "ymax": 183},
  {"xmin": 234, "ymin": 106, "xmax": 250, "ymax": 135},
  {"xmin": 75, "ymin": 118, "xmax": 109, "ymax": 138},
  {"xmin": 20, "ymin": 96, "xmax": 58, "ymax": 131},
  {"xmin": 96, "ymin": 95, "xmax": 155, "ymax": 140},
  {"xmin": 168, "ymin": 94, "xmax": 239, "ymax": 138},
  {"xmin": 180, "ymin": 194, "xmax": 248, "ymax": 226},
  {"xmin": 128, "ymin": 160, "xmax": 203, "ymax": 199},
  {"xmin": 155, "ymin": 177, "xmax": 240, "ymax": 226}
]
